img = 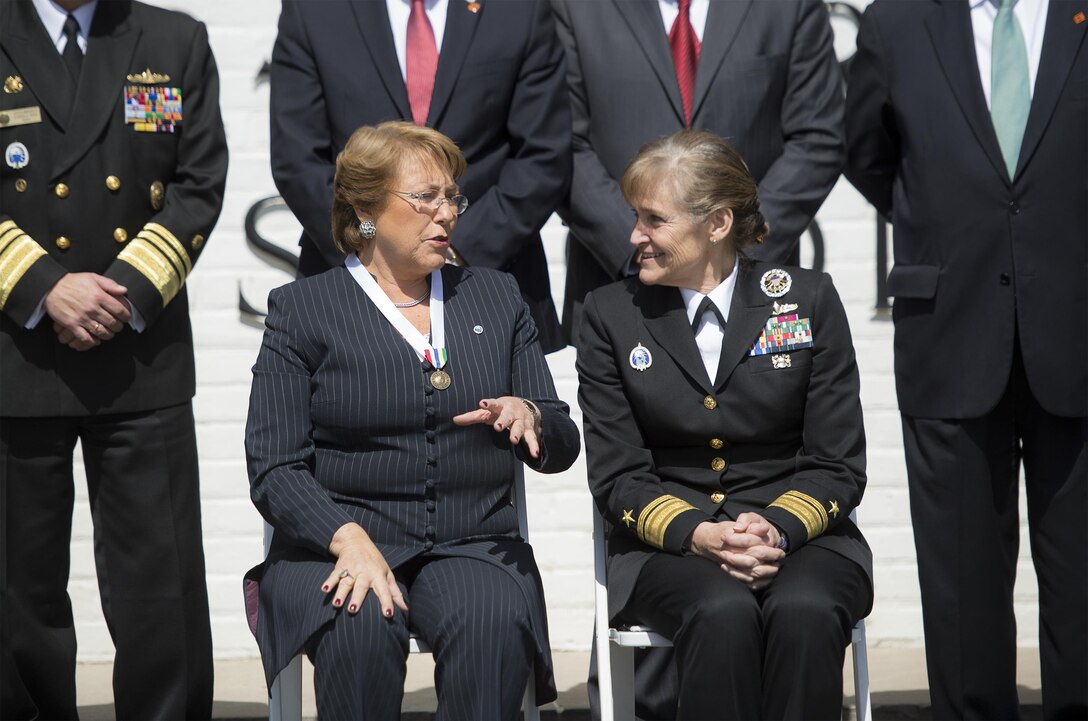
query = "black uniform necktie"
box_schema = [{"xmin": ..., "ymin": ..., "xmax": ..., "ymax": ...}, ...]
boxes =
[
  {"xmin": 692, "ymin": 296, "xmax": 725, "ymax": 332},
  {"xmin": 62, "ymin": 14, "xmax": 83, "ymax": 83}
]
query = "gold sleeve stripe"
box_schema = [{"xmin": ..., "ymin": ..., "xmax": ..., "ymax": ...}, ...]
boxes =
[
  {"xmin": 116, "ymin": 239, "xmax": 181, "ymax": 306},
  {"xmin": 768, "ymin": 490, "xmax": 829, "ymax": 540},
  {"xmin": 0, "ymin": 234, "xmax": 48, "ymax": 309},
  {"xmin": 135, "ymin": 232, "xmax": 187, "ymax": 281},
  {"xmin": 637, "ymin": 494, "xmax": 697, "ymax": 550},
  {"xmin": 0, "ymin": 225, "xmax": 24, "ymax": 254},
  {"xmin": 0, "ymin": 220, "xmax": 17, "ymax": 236},
  {"xmin": 143, "ymin": 223, "xmax": 192, "ymax": 274}
]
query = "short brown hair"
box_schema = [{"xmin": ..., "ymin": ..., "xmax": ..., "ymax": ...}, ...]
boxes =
[
  {"xmin": 331, "ymin": 121, "xmax": 467, "ymax": 255},
  {"xmin": 620, "ymin": 130, "xmax": 768, "ymax": 250}
]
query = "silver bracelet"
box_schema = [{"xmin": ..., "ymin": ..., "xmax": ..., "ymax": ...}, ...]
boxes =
[{"xmin": 521, "ymin": 398, "xmax": 541, "ymax": 428}]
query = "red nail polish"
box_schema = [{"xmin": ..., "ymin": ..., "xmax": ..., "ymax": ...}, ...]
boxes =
[
  {"xmin": 333, "ymin": 599, "xmax": 341, "ymax": 607},
  {"xmin": 349, "ymin": 604, "xmax": 357, "ymax": 612},
  {"xmin": 385, "ymin": 608, "xmax": 393, "ymax": 618},
  {"xmin": 322, "ymin": 584, "xmax": 329, "ymax": 592}
]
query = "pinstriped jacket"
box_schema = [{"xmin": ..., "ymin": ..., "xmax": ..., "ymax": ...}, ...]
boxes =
[
  {"xmin": 577, "ymin": 262, "xmax": 872, "ymax": 619},
  {"xmin": 243, "ymin": 265, "xmax": 580, "ymax": 699}
]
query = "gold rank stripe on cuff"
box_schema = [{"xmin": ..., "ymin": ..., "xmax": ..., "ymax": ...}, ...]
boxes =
[
  {"xmin": 0, "ymin": 221, "xmax": 47, "ymax": 310},
  {"xmin": 768, "ymin": 490, "xmax": 829, "ymax": 540},
  {"xmin": 637, "ymin": 494, "xmax": 697, "ymax": 550},
  {"xmin": 143, "ymin": 222, "xmax": 192, "ymax": 274},
  {"xmin": 116, "ymin": 232, "xmax": 183, "ymax": 306}
]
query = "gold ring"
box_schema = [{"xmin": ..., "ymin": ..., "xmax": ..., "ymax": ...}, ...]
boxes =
[{"xmin": 93, "ymin": 322, "xmax": 103, "ymax": 333}]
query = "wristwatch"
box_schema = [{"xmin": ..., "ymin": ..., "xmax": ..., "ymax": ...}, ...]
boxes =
[
  {"xmin": 775, "ymin": 531, "xmax": 790, "ymax": 553},
  {"xmin": 521, "ymin": 398, "xmax": 541, "ymax": 429}
]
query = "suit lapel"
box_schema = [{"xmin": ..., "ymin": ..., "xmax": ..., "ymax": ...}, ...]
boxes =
[
  {"xmin": 715, "ymin": 264, "xmax": 772, "ymax": 391},
  {"xmin": 2, "ymin": 0, "xmax": 76, "ymax": 130},
  {"xmin": 925, "ymin": 0, "xmax": 1010, "ymax": 184},
  {"xmin": 613, "ymin": 0, "xmax": 686, "ymax": 126},
  {"xmin": 52, "ymin": 0, "xmax": 138, "ymax": 181},
  {"xmin": 690, "ymin": 0, "xmax": 752, "ymax": 123},
  {"xmin": 349, "ymin": 0, "xmax": 412, "ymax": 120},
  {"xmin": 638, "ymin": 284, "xmax": 715, "ymax": 395},
  {"xmin": 427, "ymin": 0, "xmax": 479, "ymax": 126},
  {"xmin": 1015, "ymin": 0, "xmax": 1086, "ymax": 178}
]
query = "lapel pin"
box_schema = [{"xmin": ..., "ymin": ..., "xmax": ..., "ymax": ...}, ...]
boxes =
[
  {"xmin": 473, "ymin": 324, "xmax": 483, "ymax": 334},
  {"xmin": 467, "ymin": 1, "xmax": 480, "ymax": 12},
  {"xmin": 4, "ymin": 76, "xmax": 23, "ymax": 94},
  {"xmin": 1075, "ymin": 11, "xmax": 1085, "ymax": 23},
  {"xmin": 760, "ymin": 268, "xmax": 792, "ymax": 298},
  {"xmin": 629, "ymin": 342, "xmax": 653, "ymax": 372},
  {"xmin": 5, "ymin": 142, "xmax": 29, "ymax": 169}
]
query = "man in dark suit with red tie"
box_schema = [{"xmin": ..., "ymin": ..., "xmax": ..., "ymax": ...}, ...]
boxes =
[
  {"xmin": 846, "ymin": 1, "xmax": 1086, "ymax": 718},
  {"xmin": 0, "ymin": 0, "xmax": 225, "ymax": 718},
  {"xmin": 269, "ymin": 0, "xmax": 572, "ymax": 353},
  {"xmin": 550, "ymin": 0, "xmax": 845, "ymax": 347}
]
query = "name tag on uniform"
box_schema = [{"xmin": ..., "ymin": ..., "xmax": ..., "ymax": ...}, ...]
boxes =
[
  {"xmin": 124, "ymin": 85, "xmax": 182, "ymax": 133},
  {"xmin": 0, "ymin": 106, "xmax": 42, "ymax": 128},
  {"xmin": 749, "ymin": 314, "xmax": 814, "ymax": 356}
]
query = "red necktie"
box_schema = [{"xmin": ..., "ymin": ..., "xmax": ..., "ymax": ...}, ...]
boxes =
[
  {"xmin": 669, "ymin": 0, "xmax": 699, "ymax": 127},
  {"xmin": 406, "ymin": 0, "xmax": 438, "ymax": 126}
]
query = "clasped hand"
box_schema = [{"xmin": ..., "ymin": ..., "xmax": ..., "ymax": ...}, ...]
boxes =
[
  {"xmin": 45, "ymin": 273, "xmax": 131, "ymax": 351},
  {"xmin": 452, "ymin": 397, "xmax": 542, "ymax": 459},
  {"xmin": 690, "ymin": 512, "xmax": 785, "ymax": 591}
]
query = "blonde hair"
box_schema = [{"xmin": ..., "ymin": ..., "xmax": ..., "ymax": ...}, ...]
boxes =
[
  {"xmin": 331, "ymin": 121, "xmax": 467, "ymax": 255},
  {"xmin": 621, "ymin": 129, "xmax": 768, "ymax": 250}
]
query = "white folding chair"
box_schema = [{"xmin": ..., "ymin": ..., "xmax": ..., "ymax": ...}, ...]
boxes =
[
  {"xmin": 267, "ymin": 465, "xmax": 539, "ymax": 721},
  {"xmin": 592, "ymin": 507, "xmax": 872, "ymax": 721}
]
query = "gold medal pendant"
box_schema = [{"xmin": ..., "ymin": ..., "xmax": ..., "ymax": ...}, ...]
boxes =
[{"xmin": 430, "ymin": 369, "xmax": 451, "ymax": 390}]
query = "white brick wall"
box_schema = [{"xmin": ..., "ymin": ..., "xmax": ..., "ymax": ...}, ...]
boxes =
[{"xmin": 66, "ymin": 0, "xmax": 1039, "ymax": 662}]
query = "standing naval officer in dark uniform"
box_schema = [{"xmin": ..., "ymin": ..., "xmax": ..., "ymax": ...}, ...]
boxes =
[{"xmin": 0, "ymin": 0, "xmax": 226, "ymax": 718}]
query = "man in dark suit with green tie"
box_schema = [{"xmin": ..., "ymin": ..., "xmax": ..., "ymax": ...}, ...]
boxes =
[{"xmin": 0, "ymin": 1, "xmax": 226, "ymax": 717}]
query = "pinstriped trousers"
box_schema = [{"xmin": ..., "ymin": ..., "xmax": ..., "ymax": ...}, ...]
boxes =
[{"xmin": 306, "ymin": 555, "xmax": 536, "ymax": 720}]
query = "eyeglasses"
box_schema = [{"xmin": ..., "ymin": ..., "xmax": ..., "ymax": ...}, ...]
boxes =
[{"xmin": 390, "ymin": 190, "xmax": 470, "ymax": 216}]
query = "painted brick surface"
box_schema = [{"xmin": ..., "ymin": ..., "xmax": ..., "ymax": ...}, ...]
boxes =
[{"xmin": 63, "ymin": 0, "xmax": 1039, "ymax": 663}]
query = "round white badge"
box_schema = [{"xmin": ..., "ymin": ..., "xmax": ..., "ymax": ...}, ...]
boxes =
[
  {"xmin": 760, "ymin": 268, "xmax": 792, "ymax": 298},
  {"xmin": 5, "ymin": 142, "xmax": 29, "ymax": 170},
  {"xmin": 629, "ymin": 343, "xmax": 653, "ymax": 372}
]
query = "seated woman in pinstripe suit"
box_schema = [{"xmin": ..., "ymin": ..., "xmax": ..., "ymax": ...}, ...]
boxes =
[
  {"xmin": 244, "ymin": 122, "xmax": 581, "ymax": 720},
  {"xmin": 578, "ymin": 130, "xmax": 873, "ymax": 720}
]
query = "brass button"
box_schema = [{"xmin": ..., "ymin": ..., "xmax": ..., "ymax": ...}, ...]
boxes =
[
  {"xmin": 150, "ymin": 180, "xmax": 165, "ymax": 210},
  {"xmin": 106, "ymin": 175, "xmax": 121, "ymax": 191},
  {"xmin": 191, "ymin": 234, "xmax": 205, "ymax": 250},
  {"xmin": 703, "ymin": 395, "xmax": 717, "ymax": 410},
  {"xmin": 710, "ymin": 491, "xmax": 725, "ymax": 504},
  {"xmin": 709, "ymin": 438, "xmax": 724, "ymax": 450},
  {"xmin": 55, "ymin": 236, "xmax": 71, "ymax": 250},
  {"xmin": 711, "ymin": 457, "xmax": 726, "ymax": 472},
  {"xmin": 113, "ymin": 228, "xmax": 128, "ymax": 243},
  {"xmin": 14, "ymin": 178, "xmax": 27, "ymax": 192},
  {"xmin": 54, "ymin": 183, "xmax": 69, "ymax": 199}
]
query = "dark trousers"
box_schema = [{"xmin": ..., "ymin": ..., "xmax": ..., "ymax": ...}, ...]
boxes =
[
  {"xmin": 306, "ymin": 555, "xmax": 535, "ymax": 721},
  {"xmin": 616, "ymin": 544, "xmax": 870, "ymax": 721},
  {"xmin": 0, "ymin": 403, "xmax": 213, "ymax": 721},
  {"xmin": 902, "ymin": 351, "xmax": 1088, "ymax": 721}
]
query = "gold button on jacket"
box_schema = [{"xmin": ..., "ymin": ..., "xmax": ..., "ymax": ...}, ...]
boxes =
[
  {"xmin": 113, "ymin": 228, "xmax": 128, "ymax": 243},
  {"xmin": 710, "ymin": 491, "xmax": 725, "ymax": 504},
  {"xmin": 54, "ymin": 183, "xmax": 69, "ymax": 199},
  {"xmin": 709, "ymin": 438, "xmax": 724, "ymax": 449},
  {"xmin": 14, "ymin": 178, "xmax": 27, "ymax": 192},
  {"xmin": 703, "ymin": 395, "xmax": 718, "ymax": 410},
  {"xmin": 55, "ymin": 236, "xmax": 71, "ymax": 250},
  {"xmin": 711, "ymin": 457, "xmax": 726, "ymax": 472},
  {"xmin": 106, "ymin": 176, "xmax": 121, "ymax": 191},
  {"xmin": 191, "ymin": 234, "xmax": 205, "ymax": 250}
]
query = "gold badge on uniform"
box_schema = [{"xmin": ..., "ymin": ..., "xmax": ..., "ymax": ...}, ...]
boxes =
[
  {"xmin": 760, "ymin": 268, "xmax": 792, "ymax": 298},
  {"xmin": 126, "ymin": 68, "xmax": 171, "ymax": 84},
  {"xmin": 4, "ymin": 76, "xmax": 24, "ymax": 94},
  {"xmin": 772, "ymin": 301, "xmax": 798, "ymax": 315},
  {"xmin": 150, "ymin": 180, "xmax": 165, "ymax": 210},
  {"xmin": 0, "ymin": 106, "xmax": 42, "ymax": 128}
]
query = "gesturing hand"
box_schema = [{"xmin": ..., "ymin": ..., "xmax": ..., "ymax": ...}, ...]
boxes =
[
  {"xmin": 323, "ymin": 522, "xmax": 408, "ymax": 618},
  {"xmin": 453, "ymin": 397, "xmax": 542, "ymax": 459},
  {"xmin": 44, "ymin": 273, "xmax": 131, "ymax": 351}
]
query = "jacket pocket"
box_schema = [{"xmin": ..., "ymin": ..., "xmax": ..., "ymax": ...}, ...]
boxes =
[{"xmin": 886, "ymin": 264, "xmax": 939, "ymax": 299}]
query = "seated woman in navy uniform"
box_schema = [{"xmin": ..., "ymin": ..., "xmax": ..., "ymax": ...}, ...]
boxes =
[
  {"xmin": 577, "ymin": 129, "xmax": 873, "ymax": 720},
  {"xmin": 243, "ymin": 122, "xmax": 581, "ymax": 720}
]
